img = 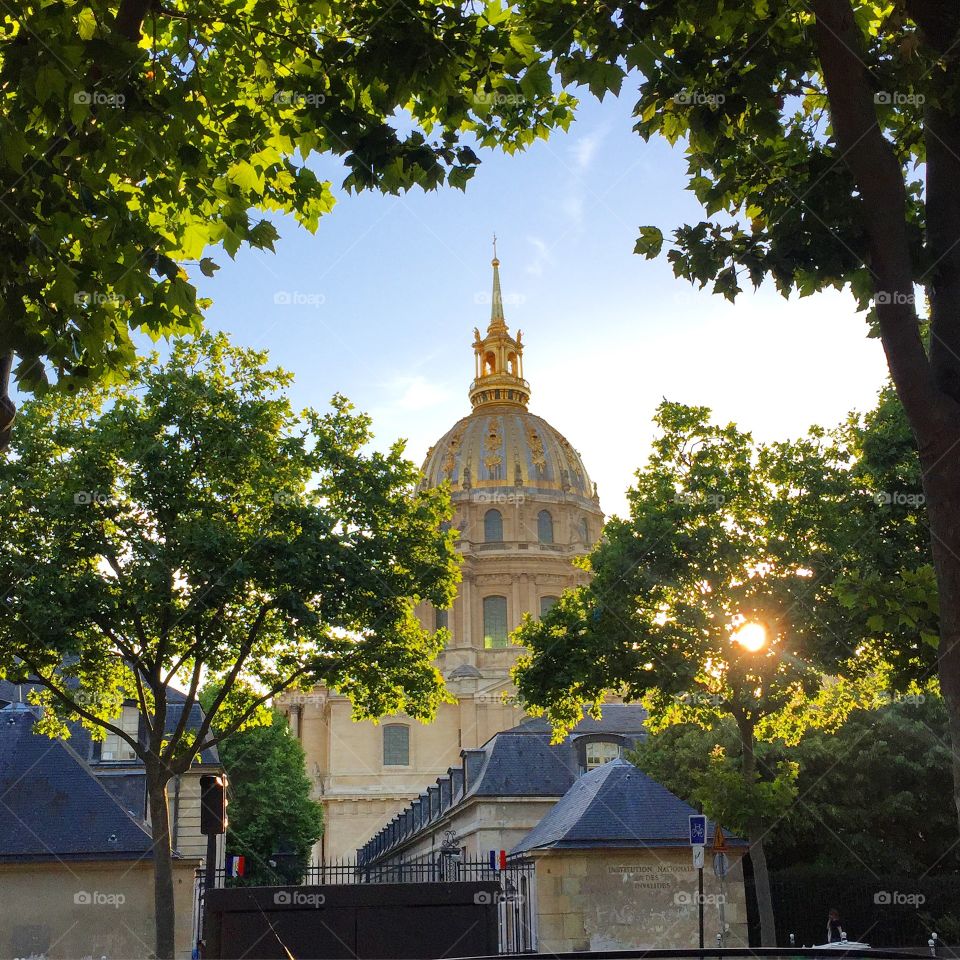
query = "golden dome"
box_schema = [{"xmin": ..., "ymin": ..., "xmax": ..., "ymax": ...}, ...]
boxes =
[
  {"xmin": 422, "ymin": 409, "xmax": 597, "ymax": 506},
  {"xmin": 422, "ymin": 253, "xmax": 598, "ymax": 507}
]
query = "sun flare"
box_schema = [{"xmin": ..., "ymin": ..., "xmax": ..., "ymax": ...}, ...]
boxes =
[{"xmin": 731, "ymin": 621, "xmax": 768, "ymax": 652}]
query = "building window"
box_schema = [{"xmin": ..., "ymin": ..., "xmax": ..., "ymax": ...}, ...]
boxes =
[
  {"xmin": 435, "ymin": 608, "xmax": 449, "ymax": 631},
  {"xmin": 484, "ymin": 508, "xmax": 503, "ymax": 542},
  {"xmin": 101, "ymin": 704, "xmax": 139, "ymax": 761},
  {"xmin": 383, "ymin": 724, "xmax": 410, "ymax": 766},
  {"xmin": 585, "ymin": 740, "xmax": 622, "ymax": 771},
  {"xmin": 579, "ymin": 517, "xmax": 589, "ymax": 543},
  {"xmin": 537, "ymin": 510, "xmax": 554, "ymax": 544},
  {"xmin": 540, "ymin": 595, "xmax": 559, "ymax": 617},
  {"xmin": 483, "ymin": 595, "xmax": 508, "ymax": 648}
]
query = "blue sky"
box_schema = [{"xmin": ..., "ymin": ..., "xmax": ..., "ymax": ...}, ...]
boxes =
[{"xmin": 195, "ymin": 88, "xmax": 889, "ymax": 519}]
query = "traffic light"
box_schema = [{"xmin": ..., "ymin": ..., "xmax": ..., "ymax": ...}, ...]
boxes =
[{"xmin": 200, "ymin": 774, "xmax": 228, "ymax": 835}]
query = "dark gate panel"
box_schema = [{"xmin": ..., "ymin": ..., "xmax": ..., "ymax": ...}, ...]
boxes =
[{"xmin": 204, "ymin": 881, "xmax": 501, "ymax": 960}]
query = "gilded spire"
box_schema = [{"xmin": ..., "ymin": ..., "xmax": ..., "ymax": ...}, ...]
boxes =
[
  {"xmin": 470, "ymin": 245, "xmax": 529, "ymax": 411},
  {"xmin": 489, "ymin": 234, "xmax": 507, "ymax": 334}
]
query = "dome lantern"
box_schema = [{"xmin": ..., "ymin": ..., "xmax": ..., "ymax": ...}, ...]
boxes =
[{"xmin": 469, "ymin": 248, "xmax": 529, "ymax": 411}]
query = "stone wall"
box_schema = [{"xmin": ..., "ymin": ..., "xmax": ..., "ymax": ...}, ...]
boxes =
[
  {"xmin": 0, "ymin": 858, "xmax": 199, "ymax": 960},
  {"xmin": 531, "ymin": 847, "xmax": 748, "ymax": 952}
]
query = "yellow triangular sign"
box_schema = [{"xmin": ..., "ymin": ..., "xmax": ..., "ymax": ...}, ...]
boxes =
[{"xmin": 713, "ymin": 824, "xmax": 728, "ymax": 852}]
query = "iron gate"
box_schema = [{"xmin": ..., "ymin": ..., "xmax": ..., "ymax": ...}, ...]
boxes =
[{"xmin": 195, "ymin": 855, "xmax": 537, "ymax": 955}]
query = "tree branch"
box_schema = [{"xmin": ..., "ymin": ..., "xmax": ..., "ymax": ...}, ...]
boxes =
[
  {"xmin": 176, "ymin": 603, "xmax": 271, "ymax": 763},
  {"xmin": 161, "ymin": 643, "xmax": 204, "ymax": 764},
  {"xmin": 813, "ymin": 0, "xmax": 945, "ymax": 437},
  {"xmin": 114, "ymin": 0, "xmax": 156, "ymax": 42},
  {"xmin": 0, "ymin": 352, "xmax": 15, "ymax": 453},
  {"xmin": 180, "ymin": 664, "xmax": 318, "ymax": 769},
  {"xmin": 19, "ymin": 655, "xmax": 145, "ymax": 758}
]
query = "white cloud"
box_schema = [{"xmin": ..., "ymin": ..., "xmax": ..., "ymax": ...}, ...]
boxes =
[
  {"xmin": 525, "ymin": 235, "xmax": 553, "ymax": 277},
  {"xmin": 388, "ymin": 375, "xmax": 451, "ymax": 412},
  {"xmin": 571, "ymin": 131, "xmax": 604, "ymax": 171}
]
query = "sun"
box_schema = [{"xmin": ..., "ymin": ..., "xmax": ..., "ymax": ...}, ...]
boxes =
[{"xmin": 732, "ymin": 621, "xmax": 768, "ymax": 652}]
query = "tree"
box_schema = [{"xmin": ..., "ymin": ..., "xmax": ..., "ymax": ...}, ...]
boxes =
[
  {"xmin": 506, "ymin": 0, "xmax": 960, "ymax": 833},
  {"xmin": 205, "ymin": 701, "xmax": 324, "ymax": 887},
  {"xmin": 819, "ymin": 385, "xmax": 940, "ymax": 689},
  {"xmin": 633, "ymin": 693, "xmax": 955, "ymax": 877},
  {"xmin": 0, "ymin": 1, "xmax": 573, "ymax": 442},
  {"xmin": 512, "ymin": 400, "xmax": 885, "ymax": 944},
  {"xmin": 0, "ymin": 333, "xmax": 459, "ymax": 958}
]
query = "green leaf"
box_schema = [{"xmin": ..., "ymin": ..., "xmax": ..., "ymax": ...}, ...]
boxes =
[
  {"xmin": 77, "ymin": 7, "xmax": 96, "ymax": 40},
  {"xmin": 634, "ymin": 226, "xmax": 664, "ymax": 259}
]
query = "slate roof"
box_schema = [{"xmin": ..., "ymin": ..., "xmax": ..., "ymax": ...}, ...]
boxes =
[
  {"xmin": 0, "ymin": 707, "xmax": 154, "ymax": 862},
  {"xmin": 500, "ymin": 705, "xmax": 650, "ymax": 738},
  {"xmin": 466, "ymin": 732, "xmax": 580, "ymax": 797},
  {"xmin": 511, "ymin": 758, "xmax": 747, "ymax": 854},
  {"xmin": 464, "ymin": 704, "xmax": 649, "ymax": 799},
  {"xmin": 0, "ymin": 678, "xmax": 220, "ymax": 765}
]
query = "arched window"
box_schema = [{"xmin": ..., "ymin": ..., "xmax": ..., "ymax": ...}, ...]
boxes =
[
  {"xmin": 537, "ymin": 510, "xmax": 554, "ymax": 544},
  {"xmin": 539, "ymin": 595, "xmax": 559, "ymax": 617},
  {"xmin": 579, "ymin": 517, "xmax": 589, "ymax": 544},
  {"xmin": 484, "ymin": 508, "xmax": 503, "ymax": 542},
  {"xmin": 483, "ymin": 351, "xmax": 496, "ymax": 375},
  {"xmin": 383, "ymin": 724, "xmax": 410, "ymax": 766},
  {"xmin": 435, "ymin": 608, "xmax": 448, "ymax": 631},
  {"xmin": 507, "ymin": 352, "xmax": 518, "ymax": 375},
  {"xmin": 483, "ymin": 596, "xmax": 508, "ymax": 648},
  {"xmin": 584, "ymin": 739, "xmax": 622, "ymax": 771}
]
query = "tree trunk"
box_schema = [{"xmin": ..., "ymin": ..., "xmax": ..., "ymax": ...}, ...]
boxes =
[
  {"xmin": 0, "ymin": 352, "xmax": 15, "ymax": 453},
  {"xmin": 735, "ymin": 713, "xmax": 777, "ymax": 946},
  {"xmin": 813, "ymin": 0, "xmax": 960, "ymax": 839},
  {"xmin": 146, "ymin": 767, "xmax": 177, "ymax": 960}
]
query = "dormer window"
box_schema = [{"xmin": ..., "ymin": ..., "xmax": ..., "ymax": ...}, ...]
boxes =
[
  {"xmin": 100, "ymin": 704, "xmax": 140, "ymax": 761},
  {"xmin": 577, "ymin": 737, "xmax": 625, "ymax": 772}
]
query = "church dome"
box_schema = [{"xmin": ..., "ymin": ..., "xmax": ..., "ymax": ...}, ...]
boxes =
[
  {"xmin": 421, "ymin": 251, "xmax": 598, "ymax": 510},
  {"xmin": 422, "ymin": 410, "xmax": 596, "ymax": 506}
]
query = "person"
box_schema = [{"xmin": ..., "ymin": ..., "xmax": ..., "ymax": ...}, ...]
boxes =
[{"xmin": 827, "ymin": 908, "xmax": 844, "ymax": 943}]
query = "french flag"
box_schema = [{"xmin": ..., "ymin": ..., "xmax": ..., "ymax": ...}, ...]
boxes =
[{"xmin": 225, "ymin": 854, "xmax": 245, "ymax": 878}]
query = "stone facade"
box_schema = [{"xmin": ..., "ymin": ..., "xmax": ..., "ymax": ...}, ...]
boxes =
[{"xmin": 532, "ymin": 849, "xmax": 748, "ymax": 952}]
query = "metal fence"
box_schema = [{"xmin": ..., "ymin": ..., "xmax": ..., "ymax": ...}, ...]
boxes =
[
  {"xmin": 745, "ymin": 872, "xmax": 960, "ymax": 953},
  {"xmin": 195, "ymin": 855, "xmax": 537, "ymax": 955}
]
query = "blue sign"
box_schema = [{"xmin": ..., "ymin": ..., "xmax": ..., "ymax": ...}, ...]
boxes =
[{"xmin": 689, "ymin": 814, "xmax": 707, "ymax": 846}]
